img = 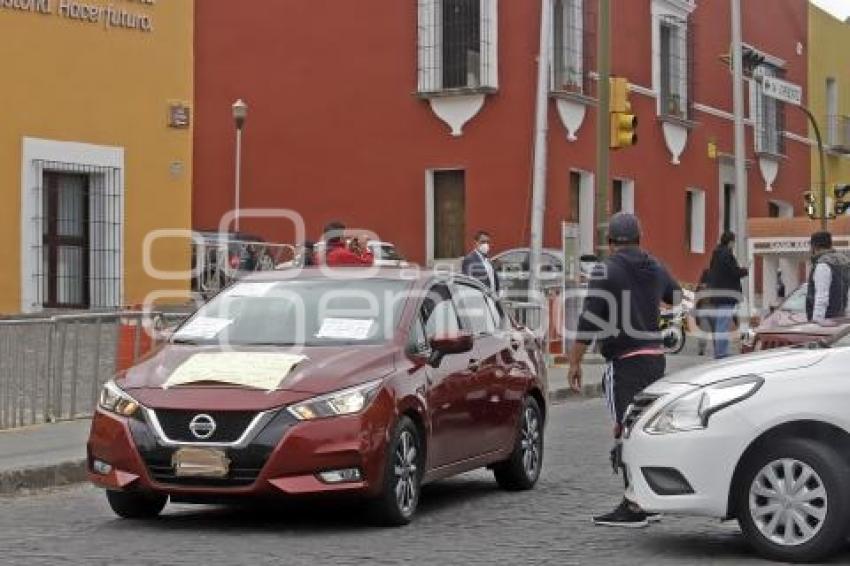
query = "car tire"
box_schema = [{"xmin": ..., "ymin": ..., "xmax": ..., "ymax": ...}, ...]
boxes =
[
  {"xmin": 106, "ymin": 490, "xmax": 168, "ymax": 519},
  {"xmin": 371, "ymin": 416, "xmax": 422, "ymax": 526},
  {"xmin": 493, "ymin": 396, "xmax": 544, "ymax": 491},
  {"xmin": 735, "ymin": 437, "xmax": 850, "ymax": 563}
]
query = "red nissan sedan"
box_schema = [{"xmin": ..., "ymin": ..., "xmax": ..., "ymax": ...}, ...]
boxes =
[{"xmin": 88, "ymin": 269, "xmax": 547, "ymax": 525}]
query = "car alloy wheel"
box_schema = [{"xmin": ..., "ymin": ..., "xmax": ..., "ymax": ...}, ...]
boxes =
[
  {"xmin": 520, "ymin": 406, "xmax": 541, "ymax": 480},
  {"xmin": 393, "ymin": 429, "xmax": 419, "ymax": 518},
  {"xmin": 749, "ymin": 458, "xmax": 827, "ymax": 547}
]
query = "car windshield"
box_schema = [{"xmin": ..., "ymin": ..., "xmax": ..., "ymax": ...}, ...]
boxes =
[
  {"xmin": 173, "ymin": 279, "xmax": 411, "ymax": 346},
  {"xmin": 372, "ymin": 244, "xmax": 402, "ymax": 261},
  {"xmin": 778, "ymin": 285, "xmax": 807, "ymax": 313}
]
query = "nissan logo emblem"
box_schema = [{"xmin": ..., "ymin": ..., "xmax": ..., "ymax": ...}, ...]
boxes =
[{"xmin": 188, "ymin": 414, "xmax": 217, "ymax": 440}]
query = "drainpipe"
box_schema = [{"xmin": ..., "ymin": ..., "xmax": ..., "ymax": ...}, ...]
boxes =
[{"xmin": 528, "ymin": 0, "xmax": 553, "ymax": 296}]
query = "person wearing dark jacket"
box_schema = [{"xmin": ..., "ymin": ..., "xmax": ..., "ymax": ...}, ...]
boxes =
[
  {"xmin": 806, "ymin": 231, "xmax": 850, "ymax": 322},
  {"xmin": 706, "ymin": 232, "xmax": 748, "ymax": 359},
  {"xmin": 569, "ymin": 212, "xmax": 680, "ymax": 528},
  {"xmin": 461, "ymin": 230, "xmax": 500, "ymax": 293}
]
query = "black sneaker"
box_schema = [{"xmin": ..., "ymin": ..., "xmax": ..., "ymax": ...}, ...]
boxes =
[{"xmin": 592, "ymin": 499, "xmax": 649, "ymax": 528}]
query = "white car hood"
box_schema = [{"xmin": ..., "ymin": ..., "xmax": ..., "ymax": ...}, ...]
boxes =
[{"xmin": 660, "ymin": 348, "xmax": 828, "ymax": 387}]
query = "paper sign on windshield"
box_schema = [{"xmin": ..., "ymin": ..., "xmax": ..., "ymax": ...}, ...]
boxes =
[
  {"xmin": 176, "ymin": 316, "xmax": 233, "ymax": 339},
  {"xmin": 316, "ymin": 318, "xmax": 374, "ymax": 341},
  {"xmin": 163, "ymin": 352, "xmax": 308, "ymax": 391}
]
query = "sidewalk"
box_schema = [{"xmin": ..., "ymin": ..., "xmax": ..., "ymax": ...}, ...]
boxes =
[{"xmin": 0, "ymin": 419, "xmax": 89, "ymax": 495}]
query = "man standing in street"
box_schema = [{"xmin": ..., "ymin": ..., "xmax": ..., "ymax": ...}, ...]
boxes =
[
  {"xmin": 462, "ymin": 230, "xmax": 499, "ymax": 293},
  {"xmin": 568, "ymin": 212, "xmax": 680, "ymax": 528},
  {"xmin": 706, "ymin": 231, "xmax": 748, "ymax": 359},
  {"xmin": 806, "ymin": 231, "xmax": 850, "ymax": 322}
]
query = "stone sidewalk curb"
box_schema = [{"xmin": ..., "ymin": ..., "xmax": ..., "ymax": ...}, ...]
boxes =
[{"xmin": 0, "ymin": 460, "xmax": 88, "ymax": 496}]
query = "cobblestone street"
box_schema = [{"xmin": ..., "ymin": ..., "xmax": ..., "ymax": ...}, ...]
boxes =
[{"xmin": 3, "ymin": 399, "xmax": 847, "ymax": 565}]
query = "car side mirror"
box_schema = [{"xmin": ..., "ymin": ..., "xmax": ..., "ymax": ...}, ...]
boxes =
[{"xmin": 428, "ymin": 332, "xmax": 474, "ymax": 368}]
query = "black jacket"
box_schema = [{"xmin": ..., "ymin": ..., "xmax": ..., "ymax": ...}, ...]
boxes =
[
  {"xmin": 576, "ymin": 247, "xmax": 680, "ymax": 360},
  {"xmin": 461, "ymin": 251, "xmax": 500, "ymax": 292},
  {"xmin": 707, "ymin": 246, "xmax": 748, "ymax": 306}
]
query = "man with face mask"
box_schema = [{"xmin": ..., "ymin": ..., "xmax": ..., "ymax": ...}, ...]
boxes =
[{"xmin": 462, "ymin": 230, "xmax": 499, "ymax": 293}]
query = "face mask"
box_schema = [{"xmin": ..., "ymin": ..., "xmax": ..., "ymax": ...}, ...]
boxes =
[{"xmin": 477, "ymin": 243, "xmax": 491, "ymax": 256}]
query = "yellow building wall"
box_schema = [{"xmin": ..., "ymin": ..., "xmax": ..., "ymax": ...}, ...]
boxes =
[
  {"xmin": 0, "ymin": 0, "xmax": 193, "ymax": 314},
  {"xmin": 809, "ymin": 4, "xmax": 850, "ymax": 194}
]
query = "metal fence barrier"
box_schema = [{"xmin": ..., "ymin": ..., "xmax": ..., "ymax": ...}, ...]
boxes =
[{"xmin": 0, "ymin": 310, "xmax": 189, "ymax": 431}]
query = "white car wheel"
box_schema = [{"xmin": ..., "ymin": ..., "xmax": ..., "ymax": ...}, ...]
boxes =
[{"xmin": 748, "ymin": 458, "xmax": 827, "ymax": 547}]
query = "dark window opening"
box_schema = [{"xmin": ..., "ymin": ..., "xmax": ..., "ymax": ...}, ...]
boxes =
[
  {"xmin": 442, "ymin": 0, "xmax": 481, "ymax": 89},
  {"xmin": 433, "ymin": 170, "xmax": 466, "ymax": 259},
  {"xmin": 42, "ymin": 172, "xmax": 91, "ymax": 309}
]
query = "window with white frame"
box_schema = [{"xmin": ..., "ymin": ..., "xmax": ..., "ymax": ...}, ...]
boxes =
[
  {"xmin": 417, "ymin": 0, "xmax": 498, "ymax": 94},
  {"xmin": 552, "ymin": 0, "xmax": 585, "ymax": 94},
  {"xmin": 685, "ymin": 188, "xmax": 705, "ymax": 254},
  {"xmin": 658, "ymin": 14, "xmax": 690, "ymax": 119},
  {"xmin": 752, "ymin": 63, "xmax": 786, "ymax": 156}
]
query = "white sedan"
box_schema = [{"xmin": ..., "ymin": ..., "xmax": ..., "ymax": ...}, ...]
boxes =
[{"xmin": 622, "ymin": 331, "xmax": 850, "ymax": 563}]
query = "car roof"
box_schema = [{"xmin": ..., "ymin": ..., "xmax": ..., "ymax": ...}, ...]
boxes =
[{"xmin": 237, "ymin": 267, "xmax": 482, "ymax": 287}]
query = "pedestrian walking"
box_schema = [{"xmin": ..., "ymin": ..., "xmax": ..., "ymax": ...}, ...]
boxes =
[
  {"xmin": 461, "ymin": 230, "xmax": 500, "ymax": 293},
  {"xmin": 706, "ymin": 232, "xmax": 747, "ymax": 359},
  {"xmin": 321, "ymin": 221, "xmax": 374, "ymax": 267},
  {"xmin": 806, "ymin": 231, "xmax": 850, "ymax": 322},
  {"xmin": 568, "ymin": 212, "xmax": 681, "ymax": 528}
]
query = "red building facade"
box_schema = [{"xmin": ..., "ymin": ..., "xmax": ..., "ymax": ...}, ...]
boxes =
[{"xmin": 193, "ymin": 0, "xmax": 810, "ymax": 283}]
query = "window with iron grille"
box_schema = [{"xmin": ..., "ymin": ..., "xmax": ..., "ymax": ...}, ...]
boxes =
[
  {"xmin": 752, "ymin": 63, "xmax": 786, "ymax": 156},
  {"xmin": 658, "ymin": 14, "xmax": 692, "ymax": 120},
  {"xmin": 417, "ymin": 0, "xmax": 498, "ymax": 94},
  {"xmin": 31, "ymin": 161, "xmax": 122, "ymax": 310},
  {"xmin": 552, "ymin": 0, "xmax": 591, "ymax": 95}
]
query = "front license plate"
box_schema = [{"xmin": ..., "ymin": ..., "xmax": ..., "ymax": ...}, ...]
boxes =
[{"xmin": 172, "ymin": 447, "xmax": 230, "ymax": 478}]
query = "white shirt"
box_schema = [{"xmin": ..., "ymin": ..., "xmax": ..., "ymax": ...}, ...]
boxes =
[
  {"xmin": 477, "ymin": 250, "xmax": 496, "ymax": 291},
  {"xmin": 811, "ymin": 263, "xmax": 850, "ymax": 321}
]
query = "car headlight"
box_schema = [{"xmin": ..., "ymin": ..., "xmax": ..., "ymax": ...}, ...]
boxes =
[
  {"xmin": 287, "ymin": 380, "xmax": 382, "ymax": 421},
  {"xmin": 98, "ymin": 380, "xmax": 141, "ymax": 417},
  {"xmin": 644, "ymin": 375, "xmax": 764, "ymax": 435}
]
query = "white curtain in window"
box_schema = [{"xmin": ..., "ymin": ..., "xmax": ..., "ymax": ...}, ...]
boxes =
[
  {"xmin": 418, "ymin": 0, "xmax": 442, "ymax": 92},
  {"xmin": 480, "ymin": 0, "xmax": 498, "ymax": 89}
]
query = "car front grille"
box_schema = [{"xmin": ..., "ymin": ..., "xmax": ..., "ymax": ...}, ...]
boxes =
[
  {"xmin": 153, "ymin": 410, "xmax": 258, "ymax": 443},
  {"xmin": 622, "ymin": 393, "xmax": 660, "ymax": 437},
  {"xmin": 146, "ymin": 463, "xmax": 262, "ymax": 487}
]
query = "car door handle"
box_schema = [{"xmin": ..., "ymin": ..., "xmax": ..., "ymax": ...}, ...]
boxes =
[{"xmin": 467, "ymin": 359, "xmax": 480, "ymax": 372}]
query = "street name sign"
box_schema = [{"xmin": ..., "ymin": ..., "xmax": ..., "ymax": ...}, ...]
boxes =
[{"xmin": 762, "ymin": 76, "xmax": 803, "ymax": 106}]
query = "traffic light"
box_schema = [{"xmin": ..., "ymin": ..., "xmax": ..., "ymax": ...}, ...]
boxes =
[
  {"xmin": 609, "ymin": 77, "xmax": 637, "ymax": 150},
  {"xmin": 803, "ymin": 191, "xmax": 819, "ymax": 219},
  {"xmin": 835, "ymin": 184, "xmax": 850, "ymax": 216}
]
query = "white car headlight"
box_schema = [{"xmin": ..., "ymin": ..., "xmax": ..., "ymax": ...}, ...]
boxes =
[
  {"xmin": 644, "ymin": 375, "xmax": 764, "ymax": 435},
  {"xmin": 98, "ymin": 380, "xmax": 141, "ymax": 417},
  {"xmin": 287, "ymin": 380, "xmax": 382, "ymax": 421}
]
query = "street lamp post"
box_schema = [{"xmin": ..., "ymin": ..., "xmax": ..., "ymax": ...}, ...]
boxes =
[{"xmin": 232, "ymin": 99, "xmax": 248, "ymax": 233}]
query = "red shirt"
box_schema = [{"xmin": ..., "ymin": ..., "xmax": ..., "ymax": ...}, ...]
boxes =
[{"xmin": 323, "ymin": 242, "xmax": 374, "ymax": 266}]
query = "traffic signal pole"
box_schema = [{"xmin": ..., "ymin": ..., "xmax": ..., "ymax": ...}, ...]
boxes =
[
  {"xmin": 797, "ymin": 104, "xmax": 829, "ymax": 231},
  {"xmin": 595, "ymin": 0, "xmax": 611, "ymax": 260},
  {"xmin": 731, "ymin": 0, "xmax": 749, "ymax": 281},
  {"xmin": 528, "ymin": 0, "xmax": 552, "ymax": 295}
]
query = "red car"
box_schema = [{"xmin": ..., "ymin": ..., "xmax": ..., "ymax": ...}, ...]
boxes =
[
  {"xmin": 88, "ymin": 269, "xmax": 547, "ymax": 525},
  {"xmin": 743, "ymin": 284, "xmax": 850, "ymax": 351}
]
